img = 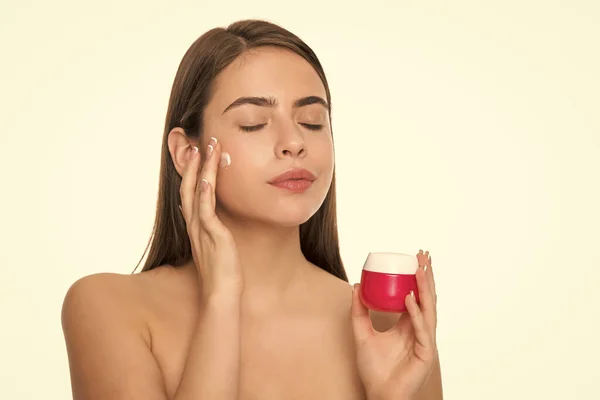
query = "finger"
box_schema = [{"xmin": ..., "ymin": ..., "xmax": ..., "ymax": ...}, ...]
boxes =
[
  {"xmin": 203, "ymin": 138, "xmax": 220, "ymax": 207},
  {"xmin": 404, "ymin": 290, "xmax": 432, "ymax": 350},
  {"xmin": 191, "ymin": 139, "xmax": 209, "ymax": 225},
  {"xmin": 194, "ymin": 138, "xmax": 217, "ymax": 223},
  {"xmin": 425, "ymin": 251, "xmax": 437, "ymax": 306},
  {"xmin": 196, "ymin": 137, "xmax": 224, "ymax": 235},
  {"xmin": 350, "ymin": 284, "xmax": 375, "ymax": 347},
  {"xmin": 415, "ymin": 263, "xmax": 436, "ymax": 332},
  {"xmin": 418, "ymin": 250, "xmax": 436, "ymax": 310},
  {"xmin": 417, "ymin": 249, "xmax": 428, "ymax": 268},
  {"xmin": 422, "ymin": 251, "xmax": 433, "ymax": 303},
  {"xmin": 180, "ymin": 145, "xmax": 200, "ymax": 222},
  {"xmin": 427, "ymin": 252, "xmax": 437, "ymax": 303}
]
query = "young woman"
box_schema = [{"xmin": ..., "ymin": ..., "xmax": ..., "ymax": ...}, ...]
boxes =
[{"xmin": 61, "ymin": 19, "xmax": 443, "ymax": 400}]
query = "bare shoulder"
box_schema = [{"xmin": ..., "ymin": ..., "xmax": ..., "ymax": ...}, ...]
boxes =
[
  {"xmin": 62, "ymin": 265, "xmax": 195, "ymax": 325},
  {"xmin": 61, "ymin": 270, "xmax": 157, "ymax": 332},
  {"xmin": 306, "ymin": 266, "xmax": 400, "ymax": 331},
  {"xmin": 303, "ymin": 264, "xmax": 354, "ymax": 315},
  {"xmin": 61, "ymin": 268, "xmax": 187, "ymax": 400},
  {"xmin": 62, "ymin": 272, "xmax": 142, "ymax": 334},
  {"xmin": 63, "ymin": 271, "xmax": 137, "ymax": 302}
]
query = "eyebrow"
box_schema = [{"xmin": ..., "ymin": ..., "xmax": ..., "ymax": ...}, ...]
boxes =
[{"xmin": 222, "ymin": 95, "xmax": 329, "ymax": 114}]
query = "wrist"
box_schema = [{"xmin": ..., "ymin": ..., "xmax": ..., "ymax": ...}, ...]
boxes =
[
  {"xmin": 202, "ymin": 289, "xmax": 243, "ymax": 309},
  {"xmin": 369, "ymin": 396, "xmax": 412, "ymax": 400},
  {"xmin": 367, "ymin": 389, "xmax": 413, "ymax": 400}
]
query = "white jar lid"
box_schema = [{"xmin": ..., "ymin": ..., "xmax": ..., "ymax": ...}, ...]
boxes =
[{"xmin": 362, "ymin": 252, "xmax": 418, "ymax": 274}]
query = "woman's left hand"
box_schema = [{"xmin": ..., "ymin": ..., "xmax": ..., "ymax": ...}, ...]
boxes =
[{"xmin": 351, "ymin": 250, "xmax": 439, "ymax": 400}]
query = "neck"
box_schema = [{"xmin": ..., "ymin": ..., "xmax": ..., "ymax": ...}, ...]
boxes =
[
  {"xmin": 194, "ymin": 211, "xmax": 312, "ymax": 313},
  {"xmin": 230, "ymin": 220, "xmax": 307, "ymax": 290}
]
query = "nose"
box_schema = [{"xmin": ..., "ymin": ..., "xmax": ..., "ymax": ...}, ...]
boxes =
[{"xmin": 274, "ymin": 125, "xmax": 306, "ymax": 160}]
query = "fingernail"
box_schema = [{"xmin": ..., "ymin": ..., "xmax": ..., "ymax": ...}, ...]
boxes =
[
  {"xmin": 207, "ymin": 144, "xmax": 213, "ymax": 157},
  {"xmin": 210, "ymin": 136, "xmax": 217, "ymax": 145},
  {"xmin": 220, "ymin": 152, "xmax": 231, "ymax": 168},
  {"xmin": 424, "ymin": 265, "xmax": 428, "ymax": 272},
  {"xmin": 410, "ymin": 290, "xmax": 415, "ymax": 298},
  {"xmin": 201, "ymin": 179, "xmax": 209, "ymax": 192},
  {"xmin": 191, "ymin": 146, "xmax": 199, "ymax": 158}
]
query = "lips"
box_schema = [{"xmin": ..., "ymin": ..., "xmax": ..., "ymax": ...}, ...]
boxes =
[
  {"xmin": 268, "ymin": 168, "xmax": 316, "ymax": 193},
  {"xmin": 268, "ymin": 168, "xmax": 316, "ymax": 184}
]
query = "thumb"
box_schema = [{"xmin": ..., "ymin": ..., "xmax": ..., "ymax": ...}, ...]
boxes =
[{"xmin": 351, "ymin": 283, "xmax": 374, "ymax": 347}]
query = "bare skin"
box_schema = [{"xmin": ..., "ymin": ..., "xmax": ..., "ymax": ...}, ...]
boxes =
[
  {"xmin": 63, "ymin": 260, "xmax": 397, "ymax": 399},
  {"xmin": 62, "ymin": 46, "xmax": 442, "ymax": 400},
  {"xmin": 63, "ymin": 259, "xmax": 442, "ymax": 400}
]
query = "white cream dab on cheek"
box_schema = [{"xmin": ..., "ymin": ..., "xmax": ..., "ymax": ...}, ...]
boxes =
[{"xmin": 220, "ymin": 152, "xmax": 231, "ymax": 168}]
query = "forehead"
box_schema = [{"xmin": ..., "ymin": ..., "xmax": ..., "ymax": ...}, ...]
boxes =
[{"xmin": 210, "ymin": 46, "xmax": 327, "ymax": 110}]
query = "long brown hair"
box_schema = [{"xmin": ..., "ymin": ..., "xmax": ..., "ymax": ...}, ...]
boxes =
[{"xmin": 135, "ymin": 19, "xmax": 348, "ymax": 282}]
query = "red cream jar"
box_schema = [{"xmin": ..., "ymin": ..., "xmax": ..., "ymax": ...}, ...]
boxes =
[{"xmin": 359, "ymin": 252, "xmax": 420, "ymax": 313}]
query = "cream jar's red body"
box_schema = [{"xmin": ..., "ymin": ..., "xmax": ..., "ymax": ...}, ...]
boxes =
[{"xmin": 359, "ymin": 252, "xmax": 420, "ymax": 313}]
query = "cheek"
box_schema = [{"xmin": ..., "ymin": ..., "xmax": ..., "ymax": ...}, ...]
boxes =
[
  {"xmin": 214, "ymin": 164, "xmax": 254, "ymax": 214},
  {"xmin": 223, "ymin": 143, "xmax": 265, "ymax": 179},
  {"xmin": 312, "ymin": 135, "xmax": 335, "ymax": 172},
  {"xmin": 308, "ymin": 137, "xmax": 334, "ymax": 199},
  {"xmin": 214, "ymin": 147, "xmax": 264, "ymax": 204}
]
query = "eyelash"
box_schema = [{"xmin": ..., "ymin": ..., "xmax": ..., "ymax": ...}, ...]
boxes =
[{"xmin": 239, "ymin": 123, "xmax": 323, "ymax": 132}]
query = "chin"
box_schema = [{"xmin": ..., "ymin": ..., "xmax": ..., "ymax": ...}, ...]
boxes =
[
  {"xmin": 249, "ymin": 197, "xmax": 317, "ymax": 225},
  {"xmin": 218, "ymin": 182, "xmax": 328, "ymax": 227},
  {"xmin": 268, "ymin": 210, "xmax": 316, "ymax": 227}
]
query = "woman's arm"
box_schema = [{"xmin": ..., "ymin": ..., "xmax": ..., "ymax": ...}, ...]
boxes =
[
  {"xmin": 415, "ymin": 355, "xmax": 443, "ymax": 400},
  {"xmin": 356, "ymin": 251, "xmax": 442, "ymax": 400},
  {"xmin": 173, "ymin": 292, "xmax": 241, "ymax": 400},
  {"xmin": 62, "ymin": 274, "xmax": 241, "ymax": 400},
  {"xmin": 369, "ymin": 310, "xmax": 443, "ymax": 400}
]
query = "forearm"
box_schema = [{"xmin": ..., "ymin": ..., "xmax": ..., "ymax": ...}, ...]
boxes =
[
  {"xmin": 367, "ymin": 360, "xmax": 443, "ymax": 400},
  {"xmin": 173, "ymin": 294, "xmax": 241, "ymax": 400},
  {"xmin": 415, "ymin": 355, "xmax": 443, "ymax": 400},
  {"xmin": 368, "ymin": 356, "xmax": 443, "ymax": 400}
]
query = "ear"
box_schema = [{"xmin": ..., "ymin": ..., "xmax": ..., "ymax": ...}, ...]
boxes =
[{"xmin": 167, "ymin": 127, "xmax": 202, "ymax": 177}]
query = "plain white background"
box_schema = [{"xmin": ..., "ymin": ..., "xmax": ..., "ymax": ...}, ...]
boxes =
[{"xmin": 1, "ymin": 1, "xmax": 599, "ymax": 399}]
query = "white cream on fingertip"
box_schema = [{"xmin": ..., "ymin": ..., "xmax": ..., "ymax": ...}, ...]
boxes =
[{"xmin": 220, "ymin": 152, "xmax": 231, "ymax": 168}]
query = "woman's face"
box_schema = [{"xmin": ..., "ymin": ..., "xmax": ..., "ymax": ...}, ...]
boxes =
[{"xmin": 203, "ymin": 46, "xmax": 334, "ymax": 227}]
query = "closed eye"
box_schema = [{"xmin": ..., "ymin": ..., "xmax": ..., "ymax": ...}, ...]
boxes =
[
  {"xmin": 239, "ymin": 124, "xmax": 266, "ymax": 132},
  {"xmin": 239, "ymin": 123, "xmax": 323, "ymax": 132},
  {"xmin": 300, "ymin": 123, "xmax": 323, "ymax": 131}
]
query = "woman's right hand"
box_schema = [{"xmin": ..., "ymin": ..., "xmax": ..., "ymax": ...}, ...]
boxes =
[{"xmin": 180, "ymin": 136, "xmax": 244, "ymax": 300}]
